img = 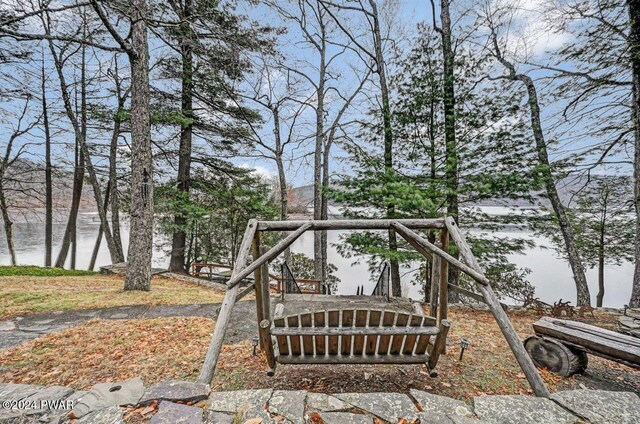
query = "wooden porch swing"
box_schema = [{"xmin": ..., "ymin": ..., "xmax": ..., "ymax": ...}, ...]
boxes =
[{"xmin": 197, "ymin": 218, "xmax": 550, "ymax": 398}]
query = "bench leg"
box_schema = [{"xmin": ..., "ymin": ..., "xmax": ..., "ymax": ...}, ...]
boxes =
[
  {"xmin": 259, "ymin": 319, "xmax": 277, "ymax": 376},
  {"xmin": 427, "ymin": 319, "xmax": 451, "ymax": 376}
]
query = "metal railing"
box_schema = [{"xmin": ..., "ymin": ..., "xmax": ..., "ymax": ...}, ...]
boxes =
[
  {"xmin": 281, "ymin": 261, "xmax": 302, "ymax": 294},
  {"xmin": 371, "ymin": 261, "xmax": 391, "ymax": 299}
]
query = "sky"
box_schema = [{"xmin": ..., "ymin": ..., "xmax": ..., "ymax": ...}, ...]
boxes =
[{"xmin": 0, "ymin": 0, "xmax": 632, "ymax": 190}]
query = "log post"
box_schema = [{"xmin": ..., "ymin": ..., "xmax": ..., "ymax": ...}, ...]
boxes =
[
  {"xmin": 198, "ymin": 219, "xmax": 257, "ymax": 384},
  {"xmin": 430, "ymin": 255, "xmax": 440, "ymax": 317},
  {"xmin": 444, "ymin": 217, "xmax": 550, "ymax": 398},
  {"xmin": 259, "ymin": 319, "xmax": 276, "ymax": 376},
  {"xmin": 427, "ymin": 319, "xmax": 451, "ymax": 377},
  {"xmin": 261, "ymin": 258, "xmax": 271, "ymax": 322},
  {"xmin": 438, "ymin": 228, "xmax": 449, "ymax": 326},
  {"xmin": 253, "ymin": 233, "xmax": 265, "ymax": 349}
]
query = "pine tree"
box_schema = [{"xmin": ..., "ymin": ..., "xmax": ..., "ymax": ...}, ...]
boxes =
[{"xmin": 330, "ymin": 24, "xmax": 539, "ymax": 301}]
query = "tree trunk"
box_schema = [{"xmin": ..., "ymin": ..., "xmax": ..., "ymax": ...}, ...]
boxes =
[
  {"xmin": 519, "ymin": 73, "xmax": 591, "ymax": 306},
  {"xmin": 45, "ymin": 15, "xmax": 121, "ymax": 268},
  {"xmin": 440, "ymin": 0, "xmax": 458, "ymax": 223},
  {"xmin": 88, "ymin": 180, "xmax": 111, "ymax": 271},
  {"xmin": 54, "ymin": 139, "xmax": 84, "ymax": 268},
  {"xmin": 0, "ymin": 181, "xmax": 16, "ymax": 265},
  {"xmin": 438, "ymin": 0, "xmax": 461, "ymax": 301},
  {"xmin": 597, "ymin": 240, "xmax": 605, "ymax": 307},
  {"xmin": 313, "ymin": 20, "xmax": 327, "ymax": 281},
  {"xmin": 367, "ymin": 0, "xmax": 401, "ymax": 295},
  {"xmin": 42, "ymin": 53, "xmax": 52, "ymax": 268},
  {"xmin": 170, "ymin": 0, "xmax": 193, "ymax": 274},
  {"xmin": 321, "ymin": 141, "xmax": 330, "ymax": 287},
  {"xmin": 272, "ymin": 106, "xmax": 291, "ymax": 264},
  {"xmin": 71, "ymin": 42, "xmax": 89, "ymax": 270},
  {"xmin": 628, "ymin": 0, "xmax": 640, "ymax": 307},
  {"xmin": 109, "ymin": 100, "xmax": 125, "ymax": 261},
  {"xmin": 124, "ymin": 0, "xmax": 154, "ymax": 291}
]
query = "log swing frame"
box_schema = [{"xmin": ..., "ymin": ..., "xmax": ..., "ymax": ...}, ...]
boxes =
[{"xmin": 197, "ymin": 217, "xmax": 550, "ymax": 398}]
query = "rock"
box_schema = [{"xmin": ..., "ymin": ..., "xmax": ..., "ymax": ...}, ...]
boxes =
[
  {"xmin": 20, "ymin": 385, "xmax": 75, "ymax": 415},
  {"xmin": 0, "ymin": 409, "xmax": 22, "ymax": 423},
  {"xmin": 66, "ymin": 390, "xmax": 88, "ymax": 405},
  {"xmin": 473, "ymin": 395, "xmax": 577, "ymax": 424},
  {"xmin": 149, "ymin": 401, "xmax": 203, "ymax": 424},
  {"xmin": 306, "ymin": 393, "xmax": 351, "ymax": 412},
  {"xmin": 140, "ymin": 380, "xmax": 209, "ymax": 405},
  {"xmin": 551, "ymin": 389, "xmax": 640, "ymax": 424},
  {"xmin": 317, "ymin": 412, "xmax": 373, "ymax": 424},
  {"xmin": 0, "ymin": 320, "xmax": 16, "ymax": 331},
  {"xmin": 0, "ymin": 331, "xmax": 40, "ymax": 349},
  {"xmin": 205, "ymin": 411, "xmax": 235, "ymax": 424},
  {"xmin": 416, "ymin": 412, "xmax": 455, "ymax": 423},
  {"xmin": 76, "ymin": 405, "xmax": 125, "ymax": 424},
  {"xmin": 70, "ymin": 377, "xmax": 144, "ymax": 418},
  {"xmin": 267, "ymin": 390, "xmax": 306, "ymax": 424},
  {"xmin": 208, "ymin": 389, "xmax": 273, "ymax": 414},
  {"xmin": 410, "ymin": 390, "xmax": 474, "ymax": 418},
  {"xmin": 335, "ymin": 392, "xmax": 418, "ymax": 422},
  {"xmin": 0, "ymin": 384, "xmax": 45, "ymax": 402}
]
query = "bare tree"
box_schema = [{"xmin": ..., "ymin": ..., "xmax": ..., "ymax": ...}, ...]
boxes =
[
  {"xmin": 482, "ymin": 5, "xmax": 592, "ymax": 305},
  {"xmin": 0, "ymin": 97, "xmax": 40, "ymax": 265},
  {"xmin": 321, "ymin": 0, "xmax": 402, "ymax": 295},
  {"xmin": 41, "ymin": 8, "xmax": 124, "ymax": 268},
  {"xmin": 628, "ymin": 0, "xmax": 640, "ymax": 306},
  {"xmin": 239, "ymin": 53, "xmax": 314, "ymax": 262},
  {"xmin": 41, "ymin": 49, "xmax": 52, "ymax": 267}
]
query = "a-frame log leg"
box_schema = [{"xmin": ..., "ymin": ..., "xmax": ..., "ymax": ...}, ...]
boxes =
[
  {"xmin": 426, "ymin": 319, "xmax": 451, "ymax": 377},
  {"xmin": 444, "ymin": 217, "xmax": 550, "ymax": 398},
  {"xmin": 430, "ymin": 255, "xmax": 440, "ymax": 317},
  {"xmin": 438, "ymin": 228, "xmax": 449, "ymax": 326},
  {"xmin": 253, "ymin": 233, "xmax": 265, "ymax": 348},
  {"xmin": 198, "ymin": 219, "xmax": 257, "ymax": 384}
]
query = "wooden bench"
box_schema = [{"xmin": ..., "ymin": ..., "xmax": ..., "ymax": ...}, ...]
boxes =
[{"xmin": 261, "ymin": 309, "xmax": 450, "ymax": 376}]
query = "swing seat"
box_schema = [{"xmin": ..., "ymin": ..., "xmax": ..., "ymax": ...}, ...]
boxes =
[{"xmin": 266, "ymin": 309, "xmax": 450, "ymax": 374}]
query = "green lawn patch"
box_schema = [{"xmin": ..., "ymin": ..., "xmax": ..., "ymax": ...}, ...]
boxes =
[{"xmin": 0, "ymin": 266, "xmax": 97, "ymax": 277}]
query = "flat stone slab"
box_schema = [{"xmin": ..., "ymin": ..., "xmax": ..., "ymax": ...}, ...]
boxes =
[
  {"xmin": 473, "ymin": 395, "xmax": 577, "ymax": 424},
  {"xmin": 208, "ymin": 389, "xmax": 273, "ymax": 414},
  {"xmin": 71, "ymin": 378, "xmax": 144, "ymax": 418},
  {"xmin": 318, "ymin": 412, "xmax": 373, "ymax": 424},
  {"xmin": 76, "ymin": 405, "xmax": 125, "ymax": 423},
  {"xmin": 21, "ymin": 385, "xmax": 74, "ymax": 413},
  {"xmin": 268, "ymin": 390, "xmax": 306, "ymax": 424},
  {"xmin": 140, "ymin": 380, "xmax": 209, "ymax": 405},
  {"xmin": 150, "ymin": 401, "xmax": 203, "ymax": 424},
  {"xmin": 0, "ymin": 331, "xmax": 40, "ymax": 349},
  {"xmin": 335, "ymin": 392, "xmax": 418, "ymax": 422},
  {"xmin": 306, "ymin": 393, "xmax": 351, "ymax": 412},
  {"xmin": 411, "ymin": 390, "xmax": 474, "ymax": 418},
  {"xmin": 0, "ymin": 320, "xmax": 16, "ymax": 331},
  {"xmin": 551, "ymin": 389, "xmax": 640, "ymax": 424},
  {"xmin": 205, "ymin": 411, "xmax": 235, "ymax": 424},
  {"xmin": 416, "ymin": 412, "xmax": 456, "ymax": 424},
  {"xmin": 0, "ymin": 384, "xmax": 45, "ymax": 402}
]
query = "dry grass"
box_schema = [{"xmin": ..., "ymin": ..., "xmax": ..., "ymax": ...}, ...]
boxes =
[
  {"xmin": 0, "ymin": 275, "xmax": 224, "ymax": 320},
  {"xmin": 1, "ymin": 308, "xmax": 638, "ymax": 400}
]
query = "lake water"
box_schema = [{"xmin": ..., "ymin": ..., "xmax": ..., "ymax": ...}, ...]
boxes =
[{"xmin": 0, "ymin": 208, "xmax": 634, "ymax": 308}]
